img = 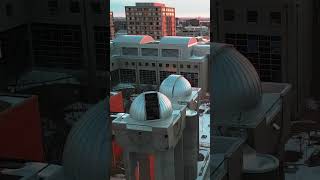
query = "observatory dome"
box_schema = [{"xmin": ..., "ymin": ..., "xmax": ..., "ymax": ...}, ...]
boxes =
[
  {"xmin": 212, "ymin": 44, "xmax": 262, "ymax": 113},
  {"xmin": 129, "ymin": 92, "xmax": 173, "ymax": 121},
  {"xmin": 63, "ymin": 99, "xmax": 110, "ymax": 180},
  {"xmin": 159, "ymin": 74, "xmax": 192, "ymax": 98}
]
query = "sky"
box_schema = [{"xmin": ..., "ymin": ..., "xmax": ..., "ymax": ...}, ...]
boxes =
[{"xmin": 110, "ymin": 0, "xmax": 210, "ymax": 18}]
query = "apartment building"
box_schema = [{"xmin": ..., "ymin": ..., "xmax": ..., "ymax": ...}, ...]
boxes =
[{"xmin": 125, "ymin": 2, "xmax": 176, "ymax": 39}]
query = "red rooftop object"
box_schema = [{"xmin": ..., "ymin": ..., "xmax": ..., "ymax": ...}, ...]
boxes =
[
  {"xmin": 110, "ymin": 91, "xmax": 125, "ymax": 113},
  {"xmin": 0, "ymin": 94, "xmax": 45, "ymax": 162}
]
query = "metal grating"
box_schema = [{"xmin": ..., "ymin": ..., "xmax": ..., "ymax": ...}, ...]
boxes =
[
  {"xmin": 139, "ymin": 70, "xmax": 157, "ymax": 85},
  {"xmin": 120, "ymin": 69, "xmax": 136, "ymax": 83}
]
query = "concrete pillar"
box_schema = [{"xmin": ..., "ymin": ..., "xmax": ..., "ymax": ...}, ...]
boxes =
[
  {"xmin": 183, "ymin": 110, "xmax": 199, "ymax": 180},
  {"xmin": 123, "ymin": 152, "xmax": 138, "ymax": 180},
  {"xmin": 154, "ymin": 149, "xmax": 176, "ymax": 180}
]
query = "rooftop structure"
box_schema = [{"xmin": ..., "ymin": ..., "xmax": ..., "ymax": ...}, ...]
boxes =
[
  {"xmin": 129, "ymin": 92, "xmax": 173, "ymax": 121},
  {"xmin": 211, "ymin": 44, "xmax": 262, "ymax": 114},
  {"xmin": 111, "ymin": 35, "xmax": 210, "ymax": 94},
  {"xmin": 210, "ymin": 39, "xmax": 292, "ymax": 179},
  {"xmin": 113, "ymin": 91, "xmax": 187, "ymax": 179}
]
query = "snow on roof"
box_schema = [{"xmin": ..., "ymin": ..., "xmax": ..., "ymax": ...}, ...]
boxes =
[
  {"xmin": 113, "ymin": 35, "xmax": 155, "ymax": 45},
  {"xmin": 159, "ymin": 36, "xmax": 198, "ymax": 47}
]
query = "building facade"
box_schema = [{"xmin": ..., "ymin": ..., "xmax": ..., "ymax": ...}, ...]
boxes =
[
  {"xmin": 212, "ymin": 0, "xmax": 314, "ymax": 118},
  {"xmin": 110, "ymin": 11, "xmax": 115, "ymax": 40},
  {"xmin": 186, "ymin": 19, "xmax": 200, "ymax": 26},
  {"xmin": 0, "ymin": 0, "xmax": 108, "ymax": 100},
  {"xmin": 125, "ymin": 3, "xmax": 176, "ymax": 40},
  {"xmin": 177, "ymin": 26, "xmax": 209, "ymax": 37},
  {"xmin": 114, "ymin": 17, "xmax": 127, "ymax": 32},
  {"xmin": 110, "ymin": 35, "xmax": 209, "ymax": 94}
]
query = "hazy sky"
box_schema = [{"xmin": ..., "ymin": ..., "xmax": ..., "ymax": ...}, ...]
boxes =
[{"xmin": 110, "ymin": 0, "xmax": 210, "ymax": 18}]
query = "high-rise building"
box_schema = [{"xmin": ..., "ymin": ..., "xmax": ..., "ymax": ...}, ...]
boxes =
[
  {"xmin": 110, "ymin": 11, "xmax": 115, "ymax": 40},
  {"xmin": 125, "ymin": 2, "xmax": 176, "ymax": 39},
  {"xmin": 212, "ymin": 0, "xmax": 314, "ymax": 118},
  {"xmin": 0, "ymin": 0, "xmax": 108, "ymax": 101}
]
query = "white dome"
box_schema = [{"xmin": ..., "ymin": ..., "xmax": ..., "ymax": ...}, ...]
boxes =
[
  {"xmin": 129, "ymin": 92, "xmax": 173, "ymax": 121},
  {"xmin": 63, "ymin": 99, "xmax": 110, "ymax": 180},
  {"xmin": 212, "ymin": 44, "xmax": 262, "ymax": 113},
  {"xmin": 159, "ymin": 74, "xmax": 192, "ymax": 98}
]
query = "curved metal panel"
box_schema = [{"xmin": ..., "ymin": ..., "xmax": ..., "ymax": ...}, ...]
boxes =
[
  {"xmin": 63, "ymin": 98, "xmax": 110, "ymax": 180},
  {"xmin": 129, "ymin": 92, "xmax": 173, "ymax": 121},
  {"xmin": 160, "ymin": 74, "xmax": 192, "ymax": 98},
  {"xmin": 212, "ymin": 45, "xmax": 262, "ymax": 114}
]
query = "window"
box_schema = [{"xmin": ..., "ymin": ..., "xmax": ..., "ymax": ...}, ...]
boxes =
[
  {"xmin": 187, "ymin": 65, "xmax": 191, "ymax": 68},
  {"xmin": 180, "ymin": 64, "xmax": 183, "ymax": 68},
  {"xmin": 120, "ymin": 69, "xmax": 136, "ymax": 83},
  {"xmin": 122, "ymin": 47, "xmax": 138, "ymax": 56},
  {"xmin": 194, "ymin": 65, "xmax": 198, "ymax": 69},
  {"xmin": 125, "ymin": 62, "xmax": 129, "ymax": 66},
  {"xmin": 132, "ymin": 62, "xmax": 135, "ymax": 66},
  {"xmin": 141, "ymin": 48, "xmax": 158, "ymax": 56},
  {"xmin": 111, "ymin": 70, "xmax": 120, "ymax": 87},
  {"xmin": 162, "ymin": 49, "xmax": 179, "ymax": 57},
  {"xmin": 166, "ymin": 64, "xmax": 169, "ymax": 67},
  {"xmin": 159, "ymin": 63, "xmax": 162, "ymax": 67},
  {"xmin": 5, "ymin": 3, "xmax": 13, "ymax": 16},
  {"xmin": 173, "ymin": 64, "xmax": 176, "ymax": 68},
  {"xmin": 91, "ymin": 1, "xmax": 103, "ymax": 14},
  {"xmin": 270, "ymin": 12, "xmax": 281, "ymax": 25},
  {"xmin": 224, "ymin": 9, "xmax": 235, "ymax": 21},
  {"xmin": 145, "ymin": 62, "xmax": 149, "ymax": 66},
  {"xmin": 140, "ymin": 70, "xmax": 157, "ymax": 85},
  {"xmin": 160, "ymin": 71, "xmax": 176, "ymax": 82},
  {"xmin": 247, "ymin": 11, "xmax": 258, "ymax": 23},
  {"xmin": 139, "ymin": 62, "xmax": 142, "ymax": 66},
  {"xmin": 48, "ymin": 0, "xmax": 58, "ymax": 15},
  {"xmin": 152, "ymin": 63, "xmax": 155, "ymax": 67},
  {"xmin": 70, "ymin": 0, "xmax": 80, "ymax": 13},
  {"xmin": 112, "ymin": 63, "xmax": 114, "ymax": 66}
]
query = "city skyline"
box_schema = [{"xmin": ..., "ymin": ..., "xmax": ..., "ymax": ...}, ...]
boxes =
[{"xmin": 110, "ymin": 0, "xmax": 210, "ymax": 18}]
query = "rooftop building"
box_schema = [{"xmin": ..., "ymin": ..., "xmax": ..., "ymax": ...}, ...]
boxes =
[
  {"xmin": 110, "ymin": 35, "xmax": 210, "ymax": 94},
  {"xmin": 125, "ymin": 2, "xmax": 176, "ymax": 39}
]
